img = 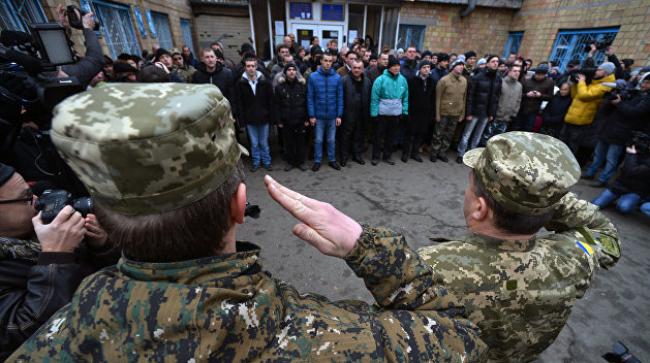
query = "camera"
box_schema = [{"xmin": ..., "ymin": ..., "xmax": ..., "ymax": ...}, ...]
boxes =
[
  {"xmin": 34, "ymin": 189, "xmax": 93, "ymax": 224},
  {"xmin": 66, "ymin": 5, "xmax": 100, "ymax": 31},
  {"xmin": 568, "ymin": 67, "xmax": 597, "ymax": 84},
  {"xmin": 584, "ymin": 39, "xmax": 614, "ymax": 53}
]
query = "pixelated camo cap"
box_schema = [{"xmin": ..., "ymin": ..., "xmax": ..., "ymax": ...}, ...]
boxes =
[
  {"xmin": 50, "ymin": 83, "xmax": 248, "ymax": 215},
  {"xmin": 463, "ymin": 132, "xmax": 580, "ymax": 215}
]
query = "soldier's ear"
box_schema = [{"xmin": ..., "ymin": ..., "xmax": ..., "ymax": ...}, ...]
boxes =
[
  {"xmin": 473, "ymin": 196, "xmax": 491, "ymax": 222},
  {"xmin": 230, "ymin": 182, "xmax": 247, "ymax": 225}
]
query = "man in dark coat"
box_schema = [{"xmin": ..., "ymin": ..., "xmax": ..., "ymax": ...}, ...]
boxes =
[
  {"xmin": 273, "ymin": 62, "xmax": 309, "ymax": 171},
  {"xmin": 400, "ymin": 46, "xmax": 418, "ymax": 80},
  {"xmin": 513, "ymin": 64, "xmax": 555, "ymax": 132},
  {"xmin": 540, "ymin": 82, "xmax": 572, "ymax": 138},
  {"xmin": 233, "ymin": 57, "xmax": 274, "ymax": 171},
  {"xmin": 456, "ymin": 55, "xmax": 501, "ymax": 163},
  {"xmin": 402, "ymin": 60, "xmax": 436, "ymax": 162},
  {"xmin": 192, "ymin": 48, "xmax": 235, "ymax": 105},
  {"xmin": 0, "ymin": 165, "xmax": 117, "ymax": 360},
  {"xmin": 340, "ymin": 60, "xmax": 371, "ymax": 166}
]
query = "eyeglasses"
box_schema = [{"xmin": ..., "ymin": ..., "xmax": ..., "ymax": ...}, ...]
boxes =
[{"xmin": 0, "ymin": 190, "xmax": 33, "ymax": 205}]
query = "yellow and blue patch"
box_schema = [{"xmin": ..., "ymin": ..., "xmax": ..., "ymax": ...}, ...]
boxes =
[{"xmin": 576, "ymin": 240, "xmax": 594, "ymax": 257}]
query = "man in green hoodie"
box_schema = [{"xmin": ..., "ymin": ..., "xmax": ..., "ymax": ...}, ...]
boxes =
[{"xmin": 370, "ymin": 55, "xmax": 409, "ymax": 165}]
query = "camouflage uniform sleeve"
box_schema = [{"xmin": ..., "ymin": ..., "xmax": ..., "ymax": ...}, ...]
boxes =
[
  {"xmin": 545, "ymin": 192, "xmax": 621, "ymax": 268},
  {"xmin": 344, "ymin": 225, "xmax": 456, "ymax": 311}
]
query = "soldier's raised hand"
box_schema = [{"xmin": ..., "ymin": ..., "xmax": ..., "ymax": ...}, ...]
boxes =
[{"xmin": 264, "ymin": 175, "xmax": 362, "ymax": 258}]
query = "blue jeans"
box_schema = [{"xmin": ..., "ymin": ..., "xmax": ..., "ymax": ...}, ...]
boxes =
[
  {"xmin": 479, "ymin": 119, "xmax": 508, "ymax": 146},
  {"xmin": 314, "ymin": 119, "xmax": 336, "ymax": 163},
  {"xmin": 246, "ymin": 124, "xmax": 271, "ymax": 167},
  {"xmin": 641, "ymin": 202, "xmax": 650, "ymax": 217},
  {"xmin": 585, "ymin": 141, "xmax": 625, "ymax": 183},
  {"xmin": 592, "ymin": 189, "xmax": 641, "ymax": 214},
  {"xmin": 457, "ymin": 117, "xmax": 488, "ymax": 156}
]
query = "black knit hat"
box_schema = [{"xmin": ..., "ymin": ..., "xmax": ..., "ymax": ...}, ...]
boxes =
[
  {"xmin": 464, "ymin": 50, "xmax": 477, "ymax": 59},
  {"xmin": 418, "ymin": 60, "xmax": 432, "ymax": 70},
  {"xmin": 0, "ymin": 163, "xmax": 15, "ymax": 187},
  {"xmin": 437, "ymin": 53, "xmax": 450, "ymax": 62},
  {"xmin": 284, "ymin": 61, "xmax": 297, "ymax": 73},
  {"xmin": 154, "ymin": 48, "xmax": 172, "ymax": 62},
  {"xmin": 388, "ymin": 55, "xmax": 400, "ymax": 68}
]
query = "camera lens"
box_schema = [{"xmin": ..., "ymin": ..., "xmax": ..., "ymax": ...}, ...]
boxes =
[{"xmin": 71, "ymin": 197, "xmax": 94, "ymax": 216}]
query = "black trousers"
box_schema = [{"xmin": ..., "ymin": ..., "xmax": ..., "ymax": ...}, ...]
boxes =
[
  {"xmin": 402, "ymin": 116, "xmax": 429, "ymax": 157},
  {"xmin": 282, "ymin": 123, "xmax": 306, "ymax": 166},
  {"xmin": 372, "ymin": 116, "xmax": 400, "ymax": 160},
  {"xmin": 339, "ymin": 116, "xmax": 365, "ymax": 160}
]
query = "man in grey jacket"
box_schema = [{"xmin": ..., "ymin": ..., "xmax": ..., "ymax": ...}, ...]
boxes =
[{"xmin": 480, "ymin": 64, "xmax": 523, "ymax": 145}]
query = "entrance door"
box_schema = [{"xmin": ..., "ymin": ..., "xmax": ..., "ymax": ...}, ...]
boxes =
[{"xmin": 292, "ymin": 23, "xmax": 344, "ymax": 50}]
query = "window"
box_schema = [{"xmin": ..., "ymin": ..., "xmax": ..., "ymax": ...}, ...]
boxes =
[
  {"xmin": 502, "ymin": 31, "xmax": 523, "ymax": 58},
  {"xmin": 94, "ymin": 0, "xmax": 141, "ymax": 58},
  {"xmin": 150, "ymin": 11, "xmax": 174, "ymax": 50},
  {"xmin": 0, "ymin": 0, "xmax": 47, "ymax": 32},
  {"xmin": 396, "ymin": 25, "xmax": 426, "ymax": 51},
  {"xmin": 549, "ymin": 27, "xmax": 619, "ymax": 72},
  {"xmin": 180, "ymin": 19, "xmax": 195, "ymax": 54},
  {"xmin": 289, "ymin": 2, "xmax": 312, "ymax": 20},
  {"xmin": 321, "ymin": 4, "xmax": 344, "ymax": 22}
]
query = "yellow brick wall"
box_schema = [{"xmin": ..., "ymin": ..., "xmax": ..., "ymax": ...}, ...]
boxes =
[
  {"xmin": 399, "ymin": 3, "xmax": 516, "ymax": 56},
  {"xmin": 512, "ymin": 0, "xmax": 650, "ymax": 66}
]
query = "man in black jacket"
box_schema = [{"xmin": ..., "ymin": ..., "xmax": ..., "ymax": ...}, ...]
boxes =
[
  {"xmin": 234, "ymin": 57, "xmax": 274, "ymax": 172},
  {"xmin": 274, "ymin": 62, "xmax": 309, "ymax": 171},
  {"xmin": 340, "ymin": 60, "xmax": 371, "ymax": 166},
  {"xmin": 456, "ymin": 55, "xmax": 501, "ymax": 163},
  {"xmin": 192, "ymin": 48, "xmax": 235, "ymax": 105},
  {"xmin": 0, "ymin": 164, "xmax": 116, "ymax": 360},
  {"xmin": 403, "ymin": 60, "xmax": 436, "ymax": 162}
]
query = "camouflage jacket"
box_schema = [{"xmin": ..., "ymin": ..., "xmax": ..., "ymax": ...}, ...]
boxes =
[
  {"xmin": 418, "ymin": 193, "xmax": 620, "ymax": 363},
  {"xmin": 9, "ymin": 226, "xmax": 487, "ymax": 362}
]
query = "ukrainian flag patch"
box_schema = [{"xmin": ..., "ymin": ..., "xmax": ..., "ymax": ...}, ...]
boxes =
[{"xmin": 576, "ymin": 240, "xmax": 594, "ymax": 257}]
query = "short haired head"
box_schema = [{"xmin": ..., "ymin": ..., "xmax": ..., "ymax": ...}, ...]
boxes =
[
  {"xmin": 462, "ymin": 132, "xmax": 580, "ymax": 234},
  {"xmin": 50, "ymin": 83, "xmax": 249, "ymax": 262}
]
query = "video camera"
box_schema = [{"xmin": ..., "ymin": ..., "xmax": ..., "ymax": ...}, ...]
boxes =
[
  {"xmin": 568, "ymin": 67, "xmax": 597, "ymax": 84},
  {"xmin": 35, "ymin": 189, "xmax": 93, "ymax": 224},
  {"xmin": 603, "ymin": 80, "xmax": 639, "ymax": 102},
  {"xmin": 584, "ymin": 39, "xmax": 614, "ymax": 53}
]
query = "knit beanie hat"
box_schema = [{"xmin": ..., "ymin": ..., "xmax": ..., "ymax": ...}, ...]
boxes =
[
  {"xmin": 283, "ymin": 61, "xmax": 297, "ymax": 73},
  {"xmin": 465, "ymin": 51, "xmax": 477, "ymax": 59},
  {"xmin": 418, "ymin": 60, "xmax": 432, "ymax": 70},
  {"xmin": 598, "ymin": 62, "xmax": 616, "ymax": 75}
]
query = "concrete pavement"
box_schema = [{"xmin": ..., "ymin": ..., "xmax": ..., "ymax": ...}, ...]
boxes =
[{"xmin": 237, "ymin": 149, "xmax": 650, "ymax": 362}]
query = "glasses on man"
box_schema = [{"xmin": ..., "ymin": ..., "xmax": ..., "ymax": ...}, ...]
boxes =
[{"xmin": 0, "ymin": 190, "xmax": 34, "ymax": 205}]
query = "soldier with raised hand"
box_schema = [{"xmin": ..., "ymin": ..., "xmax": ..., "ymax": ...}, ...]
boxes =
[
  {"xmin": 418, "ymin": 131, "xmax": 621, "ymax": 362},
  {"xmin": 9, "ymin": 83, "xmax": 486, "ymax": 362}
]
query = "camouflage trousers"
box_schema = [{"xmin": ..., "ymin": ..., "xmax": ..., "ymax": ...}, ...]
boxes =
[{"xmin": 430, "ymin": 116, "xmax": 460, "ymax": 157}]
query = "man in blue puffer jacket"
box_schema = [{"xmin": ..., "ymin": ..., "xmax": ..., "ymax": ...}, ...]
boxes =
[{"xmin": 307, "ymin": 53, "xmax": 344, "ymax": 171}]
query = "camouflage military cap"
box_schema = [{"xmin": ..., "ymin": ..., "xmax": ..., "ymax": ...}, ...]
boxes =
[
  {"xmin": 463, "ymin": 131, "xmax": 580, "ymax": 215},
  {"xmin": 50, "ymin": 83, "xmax": 247, "ymax": 215}
]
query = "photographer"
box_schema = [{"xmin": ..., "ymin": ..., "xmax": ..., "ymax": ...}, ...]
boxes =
[
  {"xmin": 583, "ymin": 73, "xmax": 650, "ymax": 187},
  {"xmin": 56, "ymin": 5, "xmax": 104, "ymax": 88},
  {"xmin": 0, "ymin": 163, "xmax": 117, "ymax": 359},
  {"xmin": 592, "ymin": 142, "xmax": 650, "ymax": 216},
  {"xmin": 561, "ymin": 61, "xmax": 616, "ymax": 154}
]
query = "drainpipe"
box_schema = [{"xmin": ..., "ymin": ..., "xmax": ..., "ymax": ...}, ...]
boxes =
[{"xmin": 460, "ymin": 0, "xmax": 477, "ymax": 18}]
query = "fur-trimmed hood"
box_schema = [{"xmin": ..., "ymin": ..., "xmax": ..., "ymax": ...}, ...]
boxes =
[{"xmin": 276, "ymin": 71, "xmax": 305, "ymax": 85}]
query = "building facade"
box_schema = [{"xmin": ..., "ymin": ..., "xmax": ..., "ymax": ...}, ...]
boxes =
[{"xmin": 0, "ymin": 0, "xmax": 648, "ymax": 69}]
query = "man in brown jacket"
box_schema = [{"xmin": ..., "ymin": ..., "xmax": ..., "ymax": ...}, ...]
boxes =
[{"xmin": 430, "ymin": 60, "xmax": 468, "ymax": 162}]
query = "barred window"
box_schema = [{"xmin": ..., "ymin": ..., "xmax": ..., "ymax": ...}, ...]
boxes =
[
  {"xmin": 549, "ymin": 27, "xmax": 619, "ymax": 72},
  {"xmin": 150, "ymin": 11, "xmax": 174, "ymax": 50},
  {"xmin": 502, "ymin": 31, "xmax": 524, "ymax": 58},
  {"xmin": 94, "ymin": 0, "xmax": 141, "ymax": 59},
  {"xmin": 0, "ymin": 0, "xmax": 47, "ymax": 32}
]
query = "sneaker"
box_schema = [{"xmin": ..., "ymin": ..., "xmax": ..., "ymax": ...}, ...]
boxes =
[
  {"xmin": 263, "ymin": 164, "xmax": 273, "ymax": 171},
  {"xmin": 340, "ymin": 159, "xmax": 347, "ymax": 167},
  {"xmin": 329, "ymin": 161, "xmax": 341, "ymax": 170},
  {"xmin": 284, "ymin": 164, "xmax": 293, "ymax": 172},
  {"xmin": 384, "ymin": 158, "xmax": 395, "ymax": 165},
  {"xmin": 411, "ymin": 154, "xmax": 423, "ymax": 162},
  {"xmin": 249, "ymin": 165, "xmax": 260, "ymax": 172},
  {"xmin": 438, "ymin": 154, "xmax": 449, "ymax": 163},
  {"xmin": 297, "ymin": 164, "xmax": 308, "ymax": 171},
  {"xmin": 580, "ymin": 174, "xmax": 595, "ymax": 180},
  {"xmin": 455, "ymin": 156, "xmax": 463, "ymax": 164},
  {"xmin": 312, "ymin": 163, "xmax": 321, "ymax": 172},
  {"xmin": 371, "ymin": 159, "xmax": 379, "ymax": 166}
]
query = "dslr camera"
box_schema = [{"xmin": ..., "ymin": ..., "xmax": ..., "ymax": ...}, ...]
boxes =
[
  {"xmin": 584, "ymin": 39, "xmax": 613, "ymax": 53},
  {"xmin": 35, "ymin": 189, "xmax": 93, "ymax": 224}
]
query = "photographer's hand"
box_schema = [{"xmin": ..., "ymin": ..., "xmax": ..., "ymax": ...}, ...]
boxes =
[
  {"xmin": 626, "ymin": 145, "xmax": 637, "ymax": 154},
  {"xmin": 264, "ymin": 175, "xmax": 362, "ymax": 258},
  {"xmin": 33, "ymin": 206, "xmax": 86, "ymax": 253},
  {"xmin": 84, "ymin": 214, "xmax": 108, "ymax": 249},
  {"xmin": 611, "ymin": 95, "xmax": 622, "ymax": 105},
  {"xmin": 576, "ymin": 74, "xmax": 586, "ymax": 83},
  {"xmin": 588, "ymin": 44, "xmax": 597, "ymax": 57},
  {"xmin": 82, "ymin": 12, "xmax": 96, "ymax": 30},
  {"xmin": 56, "ymin": 4, "xmax": 70, "ymax": 28}
]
